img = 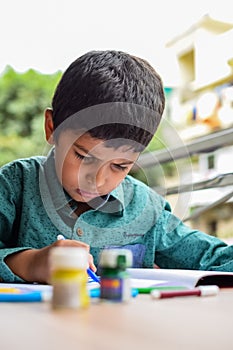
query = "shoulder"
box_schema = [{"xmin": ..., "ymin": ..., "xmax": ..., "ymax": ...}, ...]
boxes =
[
  {"xmin": 122, "ymin": 174, "xmax": 162, "ymax": 197},
  {"xmin": 0, "ymin": 156, "xmax": 47, "ymax": 200},
  {"xmin": 122, "ymin": 174, "xmax": 169, "ymax": 211},
  {"xmin": 0, "ymin": 155, "xmax": 46, "ymax": 180},
  {"xmin": 1, "ymin": 155, "xmax": 46, "ymax": 170}
]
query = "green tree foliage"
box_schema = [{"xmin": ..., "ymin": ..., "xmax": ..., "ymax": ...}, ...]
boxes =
[
  {"xmin": 0, "ymin": 67, "xmax": 61, "ymax": 166},
  {"xmin": 0, "ymin": 68, "xmax": 173, "ymax": 188}
]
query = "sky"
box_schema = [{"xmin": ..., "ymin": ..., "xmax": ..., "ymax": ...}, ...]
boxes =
[{"xmin": 1, "ymin": 0, "xmax": 233, "ymax": 86}]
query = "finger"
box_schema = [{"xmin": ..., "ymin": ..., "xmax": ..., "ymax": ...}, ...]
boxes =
[{"xmin": 88, "ymin": 254, "xmax": 97, "ymax": 272}]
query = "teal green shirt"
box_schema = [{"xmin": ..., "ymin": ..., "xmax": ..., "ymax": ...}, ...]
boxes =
[{"xmin": 1, "ymin": 149, "xmax": 233, "ymax": 282}]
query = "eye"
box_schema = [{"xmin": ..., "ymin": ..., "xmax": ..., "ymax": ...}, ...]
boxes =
[
  {"xmin": 113, "ymin": 164, "xmax": 128, "ymax": 171},
  {"xmin": 74, "ymin": 151, "xmax": 85, "ymax": 160},
  {"xmin": 74, "ymin": 151, "xmax": 94, "ymax": 164}
]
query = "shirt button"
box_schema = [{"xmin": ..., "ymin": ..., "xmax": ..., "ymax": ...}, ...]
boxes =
[{"xmin": 77, "ymin": 228, "xmax": 83, "ymax": 236}]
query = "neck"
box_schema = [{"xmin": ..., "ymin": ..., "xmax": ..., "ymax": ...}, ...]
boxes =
[{"xmin": 73, "ymin": 201, "xmax": 91, "ymax": 217}]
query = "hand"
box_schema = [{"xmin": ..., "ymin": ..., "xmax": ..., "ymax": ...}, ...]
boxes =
[{"xmin": 5, "ymin": 239, "xmax": 96, "ymax": 284}]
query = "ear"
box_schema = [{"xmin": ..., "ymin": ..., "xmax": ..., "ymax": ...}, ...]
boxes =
[{"xmin": 44, "ymin": 108, "xmax": 55, "ymax": 144}]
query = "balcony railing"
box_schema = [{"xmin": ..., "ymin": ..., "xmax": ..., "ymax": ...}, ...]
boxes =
[{"xmin": 135, "ymin": 127, "xmax": 233, "ymax": 222}]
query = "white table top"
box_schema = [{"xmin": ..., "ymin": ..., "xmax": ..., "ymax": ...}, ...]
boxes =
[{"xmin": 1, "ymin": 289, "xmax": 233, "ymax": 350}]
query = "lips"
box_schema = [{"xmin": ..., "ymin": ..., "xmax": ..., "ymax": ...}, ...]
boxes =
[{"xmin": 76, "ymin": 188, "xmax": 100, "ymax": 199}]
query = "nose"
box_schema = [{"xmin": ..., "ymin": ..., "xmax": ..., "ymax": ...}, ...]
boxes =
[{"xmin": 86, "ymin": 165, "xmax": 107, "ymax": 188}]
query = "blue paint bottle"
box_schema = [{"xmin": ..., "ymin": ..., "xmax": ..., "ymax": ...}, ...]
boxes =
[{"xmin": 99, "ymin": 249, "xmax": 133, "ymax": 302}]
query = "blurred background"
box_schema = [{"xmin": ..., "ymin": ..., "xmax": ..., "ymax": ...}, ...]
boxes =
[{"xmin": 1, "ymin": 0, "xmax": 233, "ymax": 239}]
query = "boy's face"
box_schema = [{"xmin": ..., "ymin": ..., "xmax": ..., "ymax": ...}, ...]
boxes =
[
  {"xmin": 55, "ymin": 131, "xmax": 139, "ymax": 202},
  {"xmin": 45, "ymin": 113, "xmax": 140, "ymax": 202}
]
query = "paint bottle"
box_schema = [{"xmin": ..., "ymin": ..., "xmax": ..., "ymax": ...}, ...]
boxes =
[
  {"xmin": 99, "ymin": 248, "xmax": 133, "ymax": 302},
  {"xmin": 50, "ymin": 246, "xmax": 90, "ymax": 310}
]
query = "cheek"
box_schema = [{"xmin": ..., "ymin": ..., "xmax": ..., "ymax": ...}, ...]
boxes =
[
  {"xmin": 61, "ymin": 159, "xmax": 80, "ymax": 185},
  {"xmin": 55, "ymin": 153, "xmax": 78, "ymax": 185},
  {"xmin": 109, "ymin": 171, "xmax": 128, "ymax": 188},
  {"xmin": 111, "ymin": 167, "xmax": 133, "ymax": 187}
]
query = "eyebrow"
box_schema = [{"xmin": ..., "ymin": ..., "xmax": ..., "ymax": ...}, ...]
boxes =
[
  {"xmin": 74, "ymin": 143, "xmax": 97, "ymax": 158},
  {"xmin": 73, "ymin": 143, "xmax": 135, "ymax": 165}
]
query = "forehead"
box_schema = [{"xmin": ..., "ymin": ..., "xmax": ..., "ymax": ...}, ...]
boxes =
[{"xmin": 58, "ymin": 130, "xmax": 140, "ymax": 161}]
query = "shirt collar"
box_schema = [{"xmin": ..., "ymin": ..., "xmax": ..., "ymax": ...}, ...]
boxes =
[
  {"xmin": 43, "ymin": 148, "xmax": 125, "ymax": 215},
  {"xmin": 108, "ymin": 184, "xmax": 125, "ymax": 216},
  {"xmin": 43, "ymin": 148, "xmax": 69, "ymax": 211}
]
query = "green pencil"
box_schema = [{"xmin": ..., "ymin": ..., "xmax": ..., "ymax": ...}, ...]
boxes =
[{"xmin": 137, "ymin": 286, "xmax": 187, "ymax": 294}]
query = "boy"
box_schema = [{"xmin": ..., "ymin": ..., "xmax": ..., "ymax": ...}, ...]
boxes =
[{"xmin": 1, "ymin": 50, "xmax": 233, "ymax": 284}]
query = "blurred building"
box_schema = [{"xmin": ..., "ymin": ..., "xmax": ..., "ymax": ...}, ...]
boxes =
[{"xmin": 165, "ymin": 14, "xmax": 233, "ymax": 237}]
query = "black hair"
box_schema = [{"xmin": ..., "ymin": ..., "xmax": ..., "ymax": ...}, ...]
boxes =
[{"xmin": 51, "ymin": 50, "xmax": 165, "ymax": 151}]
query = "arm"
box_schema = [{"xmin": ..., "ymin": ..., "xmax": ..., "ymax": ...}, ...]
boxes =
[
  {"xmin": 5, "ymin": 240, "xmax": 96, "ymax": 284},
  {"xmin": 0, "ymin": 161, "xmax": 96, "ymax": 283},
  {"xmin": 154, "ymin": 206, "xmax": 233, "ymax": 271},
  {"xmin": 0, "ymin": 164, "xmax": 29, "ymax": 282}
]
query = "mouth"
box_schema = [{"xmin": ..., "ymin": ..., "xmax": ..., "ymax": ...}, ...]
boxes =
[{"xmin": 76, "ymin": 188, "xmax": 100, "ymax": 199}]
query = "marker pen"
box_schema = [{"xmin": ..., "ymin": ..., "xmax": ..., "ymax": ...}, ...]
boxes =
[{"xmin": 151, "ymin": 285, "xmax": 219, "ymax": 299}]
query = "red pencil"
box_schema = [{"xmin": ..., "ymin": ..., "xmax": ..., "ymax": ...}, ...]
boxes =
[{"xmin": 150, "ymin": 285, "xmax": 219, "ymax": 299}]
